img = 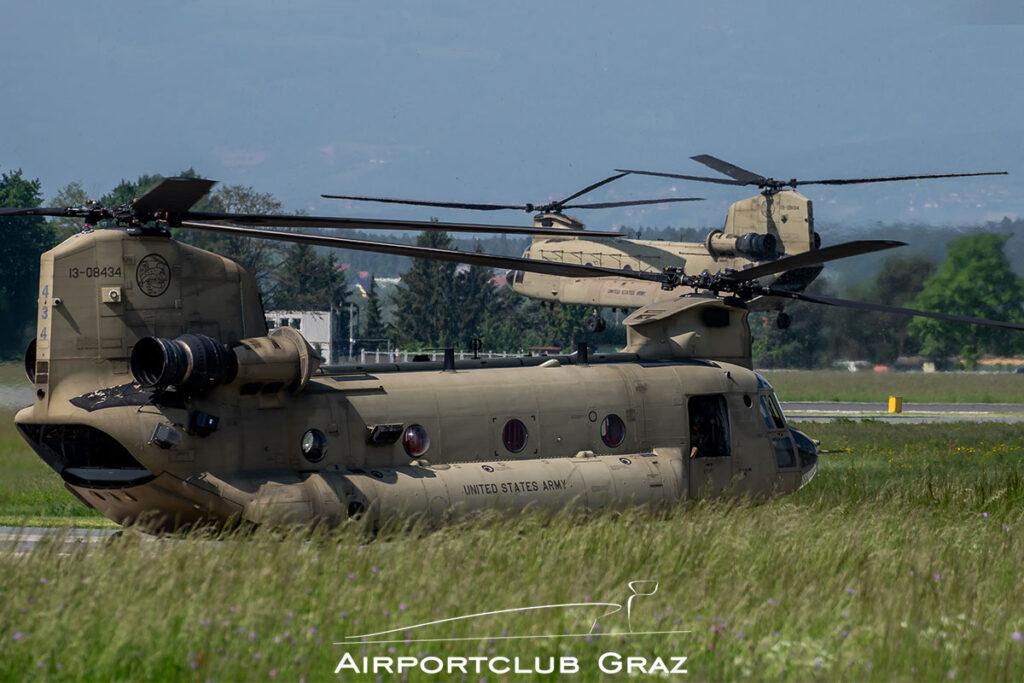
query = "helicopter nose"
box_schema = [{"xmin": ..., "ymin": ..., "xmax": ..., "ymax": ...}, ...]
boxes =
[
  {"xmin": 789, "ymin": 427, "xmax": 818, "ymax": 487},
  {"xmin": 505, "ymin": 270, "xmax": 517, "ymax": 287}
]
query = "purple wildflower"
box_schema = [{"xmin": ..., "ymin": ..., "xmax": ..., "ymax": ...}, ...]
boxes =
[
  {"xmin": 371, "ymin": 566, "xmax": 380, "ymax": 575},
  {"xmin": 983, "ymin": 512, "xmax": 989, "ymax": 518},
  {"xmin": 399, "ymin": 603, "xmax": 407, "ymax": 612},
  {"xmin": 269, "ymin": 669, "xmax": 277, "ymax": 678},
  {"xmin": 934, "ymin": 573, "xmax": 942, "ymax": 582},
  {"xmin": 1013, "ymin": 632, "xmax": 1023, "ymax": 642},
  {"xmin": 13, "ymin": 631, "xmax": 24, "ymax": 642}
]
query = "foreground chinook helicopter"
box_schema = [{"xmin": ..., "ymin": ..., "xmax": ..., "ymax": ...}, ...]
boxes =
[
  {"xmin": 327, "ymin": 157, "xmax": 1006, "ymax": 331},
  {"xmin": 5, "ymin": 178, "xmax": 1022, "ymax": 532}
]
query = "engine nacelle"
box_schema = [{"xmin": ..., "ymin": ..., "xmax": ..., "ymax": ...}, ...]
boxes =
[
  {"xmin": 705, "ymin": 229, "xmax": 778, "ymax": 261},
  {"xmin": 131, "ymin": 326, "xmax": 319, "ymax": 395}
]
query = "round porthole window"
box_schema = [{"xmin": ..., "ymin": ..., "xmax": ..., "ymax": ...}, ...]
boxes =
[
  {"xmin": 502, "ymin": 418, "xmax": 528, "ymax": 453},
  {"xmin": 402, "ymin": 424, "xmax": 430, "ymax": 458},
  {"xmin": 601, "ymin": 414, "xmax": 626, "ymax": 448},
  {"xmin": 300, "ymin": 429, "xmax": 328, "ymax": 463}
]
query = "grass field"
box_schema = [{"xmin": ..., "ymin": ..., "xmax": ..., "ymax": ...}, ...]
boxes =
[
  {"xmin": 761, "ymin": 369, "xmax": 1024, "ymax": 403},
  {"xmin": 0, "ymin": 421, "xmax": 1023, "ymax": 680}
]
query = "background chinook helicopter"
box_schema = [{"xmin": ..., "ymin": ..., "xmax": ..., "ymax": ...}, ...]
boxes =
[
  {"xmin": 326, "ymin": 156, "xmax": 1006, "ymax": 332},
  {"xmin": 3, "ymin": 177, "xmax": 1023, "ymax": 532}
]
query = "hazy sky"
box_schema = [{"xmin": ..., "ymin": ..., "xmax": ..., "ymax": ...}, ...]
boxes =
[{"xmin": 1, "ymin": 0, "xmax": 1021, "ymax": 229}]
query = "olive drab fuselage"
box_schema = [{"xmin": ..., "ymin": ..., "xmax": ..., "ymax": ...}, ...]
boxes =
[
  {"xmin": 15, "ymin": 229, "xmax": 817, "ymax": 531},
  {"xmin": 510, "ymin": 191, "xmax": 817, "ymax": 309}
]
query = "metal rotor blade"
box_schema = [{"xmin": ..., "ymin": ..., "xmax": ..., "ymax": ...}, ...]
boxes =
[
  {"xmin": 134, "ymin": 178, "xmax": 217, "ymax": 214},
  {"xmin": 722, "ymin": 241, "xmax": 906, "ymax": 284},
  {"xmin": 0, "ymin": 207, "xmax": 78, "ymax": 217},
  {"xmin": 555, "ymin": 173, "xmax": 630, "ymax": 207},
  {"xmin": 562, "ymin": 197, "xmax": 704, "ymax": 209},
  {"xmin": 765, "ymin": 289, "xmax": 1024, "ymax": 331},
  {"xmin": 797, "ymin": 171, "xmax": 1008, "ymax": 187},
  {"xmin": 325, "ymin": 173, "xmax": 640, "ymax": 214},
  {"xmin": 320, "ymin": 194, "xmax": 526, "ymax": 211},
  {"xmin": 183, "ymin": 212, "xmax": 624, "ymax": 237},
  {"xmin": 689, "ymin": 154, "xmax": 766, "ymax": 185},
  {"xmin": 178, "ymin": 221, "xmax": 663, "ymax": 282},
  {"xmin": 615, "ymin": 168, "xmax": 748, "ymax": 186}
]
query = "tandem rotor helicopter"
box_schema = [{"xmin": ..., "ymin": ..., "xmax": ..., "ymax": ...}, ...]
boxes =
[
  {"xmin": 2, "ymin": 176, "xmax": 1022, "ymax": 532},
  {"xmin": 326, "ymin": 155, "xmax": 1006, "ymax": 332}
]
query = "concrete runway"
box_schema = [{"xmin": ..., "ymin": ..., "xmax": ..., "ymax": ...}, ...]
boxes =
[
  {"xmin": 0, "ymin": 525, "xmax": 122, "ymax": 555},
  {"xmin": 781, "ymin": 401, "xmax": 1024, "ymax": 423}
]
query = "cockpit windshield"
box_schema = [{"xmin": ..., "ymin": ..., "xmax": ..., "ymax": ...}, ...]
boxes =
[
  {"xmin": 766, "ymin": 393, "xmax": 787, "ymax": 429},
  {"xmin": 755, "ymin": 374, "xmax": 787, "ymax": 430}
]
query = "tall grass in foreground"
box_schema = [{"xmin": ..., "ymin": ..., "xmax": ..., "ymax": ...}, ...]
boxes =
[{"xmin": 2, "ymin": 422, "xmax": 1024, "ymax": 681}]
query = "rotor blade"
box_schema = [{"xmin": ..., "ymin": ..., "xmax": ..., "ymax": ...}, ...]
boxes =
[
  {"xmin": 134, "ymin": 177, "xmax": 217, "ymax": 215},
  {"xmin": 321, "ymin": 194, "xmax": 527, "ymax": 211},
  {"xmin": 797, "ymin": 171, "xmax": 1008, "ymax": 187},
  {"xmin": 562, "ymin": 197, "xmax": 704, "ymax": 209},
  {"xmin": 615, "ymin": 169, "xmax": 748, "ymax": 186},
  {"xmin": 690, "ymin": 155, "xmax": 767, "ymax": 185},
  {"xmin": 183, "ymin": 212, "xmax": 624, "ymax": 237},
  {"xmin": 0, "ymin": 207, "xmax": 78, "ymax": 217},
  {"xmin": 555, "ymin": 173, "xmax": 630, "ymax": 207},
  {"xmin": 723, "ymin": 241, "xmax": 906, "ymax": 284},
  {"xmin": 325, "ymin": 173, "xmax": 634, "ymax": 214},
  {"xmin": 178, "ymin": 221, "xmax": 663, "ymax": 282},
  {"xmin": 765, "ymin": 289, "xmax": 1024, "ymax": 331}
]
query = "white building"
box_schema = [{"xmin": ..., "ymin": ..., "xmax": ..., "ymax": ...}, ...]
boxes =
[{"xmin": 264, "ymin": 309, "xmax": 345, "ymax": 365}]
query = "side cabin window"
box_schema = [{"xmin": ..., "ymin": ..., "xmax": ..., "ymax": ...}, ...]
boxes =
[{"xmin": 688, "ymin": 395, "xmax": 730, "ymax": 459}]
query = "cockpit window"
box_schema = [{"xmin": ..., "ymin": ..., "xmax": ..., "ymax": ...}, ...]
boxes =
[
  {"xmin": 773, "ymin": 437, "xmax": 796, "ymax": 468},
  {"xmin": 766, "ymin": 394, "xmax": 787, "ymax": 429},
  {"xmin": 754, "ymin": 372, "xmax": 772, "ymax": 391},
  {"xmin": 758, "ymin": 397, "xmax": 776, "ymax": 430}
]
